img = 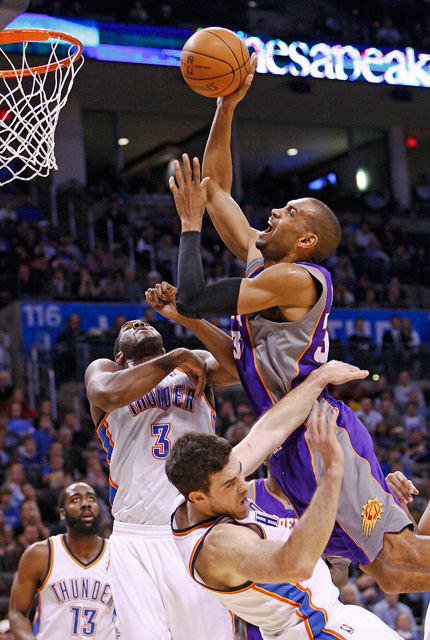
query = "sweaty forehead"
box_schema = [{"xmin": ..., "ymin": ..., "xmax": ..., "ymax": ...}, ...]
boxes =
[{"xmin": 67, "ymin": 484, "xmax": 96, "ymax": 499}]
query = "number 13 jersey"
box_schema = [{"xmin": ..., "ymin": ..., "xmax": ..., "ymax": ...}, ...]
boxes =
[{"xmin": 34, "ymin": 534, "xmax": 114, "ymax": 640}]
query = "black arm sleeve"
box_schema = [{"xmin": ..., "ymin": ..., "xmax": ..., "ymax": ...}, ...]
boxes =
[{"xmin": 176, "ymin": 231, "xmax": 242, "ymax": 318}]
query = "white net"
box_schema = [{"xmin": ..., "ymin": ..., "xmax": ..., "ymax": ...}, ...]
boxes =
[{"xmin": 0, "ymin": 34, "xmax": 84, "ymax": 185}]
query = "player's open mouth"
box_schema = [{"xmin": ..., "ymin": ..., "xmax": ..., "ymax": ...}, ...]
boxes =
[
  {"xmin": 261, "ymin": 220, "xmax": 274, "ymax": 235},
  {"xmin": 81, "ymin": 511, "xmax": 94, "ymax": 521}
]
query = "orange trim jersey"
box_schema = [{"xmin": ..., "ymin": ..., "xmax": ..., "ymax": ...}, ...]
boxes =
[
  {"xmin": 172, "ymin": 499, "xmax": 403, "ymax": 640},
  {"xmin": 33, "ymin": 534, "xmax": 115, "ymax": 639},
  {"xmin": 97, "ymin": 368, "xmax": 216, "ymax": 525}
]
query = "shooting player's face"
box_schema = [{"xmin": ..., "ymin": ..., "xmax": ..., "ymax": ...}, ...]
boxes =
[{"xmin": 256, "ymin": 198, "xmax": 316, "ymax": 261}]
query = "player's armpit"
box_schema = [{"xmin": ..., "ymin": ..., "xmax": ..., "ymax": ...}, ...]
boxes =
[
  {"xmin": 206, "ymin": 191, "xmax": 260, "ymax": 264},
  {"xmin": 237, "ymin": 263, "xmax": 317, "ymax": 316}
]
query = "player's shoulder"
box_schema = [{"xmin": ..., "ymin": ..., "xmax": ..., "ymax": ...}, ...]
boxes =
[
  {"xmin": 85, "ymin": 358, "xmax": 121, "ymax": 378},
  {"xmin": 263, "ymin": 262, "xmax": 315, "ymax": 286},
  {"xmin": 18, "ymin": 538, "xmax": 50, "ymax": 572}
]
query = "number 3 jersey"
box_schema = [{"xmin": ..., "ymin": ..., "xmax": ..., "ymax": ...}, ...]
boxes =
[
  {"xmin": 96, "ymin": 368, "xmax": 216, "ymax": 525},
  {"xmin": 231, "ymin": 259, "xmax": 332, "ymax": 418},
  {"xmin": 33, "ymin": 534, "xmax": 115, "ymax": 640}
]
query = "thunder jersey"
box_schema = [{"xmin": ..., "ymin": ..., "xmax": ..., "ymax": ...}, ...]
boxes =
[
  {"xmin": 231, "ymin": 258, "xmax": 332, "ymax": 417},
  {"xmin": 172, "ymin": 499, "xmax": 341, "ymax": 640},
  {"xmin": 33, "ymin": 534, "xmax": 114, "ymax": 640},
  {"xmin": 96, "ymin": 368, "xmax": 216, "ymax": 525}
]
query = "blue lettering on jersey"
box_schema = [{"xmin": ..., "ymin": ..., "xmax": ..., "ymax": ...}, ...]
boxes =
[
  {"xmin": 128, "ymin": 384, "xmax": 195, "ymax": 416},
  {"xmin": 48, "ymin": 578, "xmax": 113, "ymax": 608},
  {"xmin": 248, "ymin": 500, "xmax": 280, "ymax": 527}
]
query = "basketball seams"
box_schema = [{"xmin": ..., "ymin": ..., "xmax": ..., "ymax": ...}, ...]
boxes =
[{"xmin": 180, "ymin": 27, "xmax": 250, "ymax": 97}]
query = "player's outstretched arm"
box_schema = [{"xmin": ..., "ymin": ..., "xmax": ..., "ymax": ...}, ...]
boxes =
[
  {"xmin": 85, "ymin": 348, "xmax": 208, "ymax": 412},
  {"xmin": 145, "ymin": 281, "xmax": 239, "ymax": 385},
  {"xmin": 173, "ymin": 156, "xmax": 316, "ymax": 320},
  {"xmin": 234, "ymin": 360, "xmax": 368, "ymax": 477},
  {"xmin": 202, "ymin": 403, "xmax": 344, "ymax": 586},
  {"xmin": 202, "ymin": 53, "xmax": 260, "ymax": 264},
  {"xmin": 9, "ymin": 542, "xmax": 49, "ymax": 640}
]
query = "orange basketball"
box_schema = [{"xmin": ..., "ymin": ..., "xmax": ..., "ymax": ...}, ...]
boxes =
[{"xmin": 180, "ymin": 27, "xmax": 251, "ymax": 98}]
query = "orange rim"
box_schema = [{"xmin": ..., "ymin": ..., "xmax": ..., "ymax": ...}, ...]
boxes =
[{"xmin": 0, "ymin": 29, "xmax": 82, "ymax": 77}]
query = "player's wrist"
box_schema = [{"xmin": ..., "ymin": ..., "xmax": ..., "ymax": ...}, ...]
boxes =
[{"xmin": 181, "ymin": 221, "xmax": 202, "ymax": 233}]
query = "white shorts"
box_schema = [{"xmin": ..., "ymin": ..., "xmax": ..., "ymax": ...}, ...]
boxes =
[
  {"xmin": 109, "ymin": 521, "xmax": 234, "ymax": 640},
  {"xmin": 424, "ymin": 603, "xmax": 430, "ymax": 640},
  {"xmin": 323, "ymin": 604, "xmax": 403, "ymax": 639}
]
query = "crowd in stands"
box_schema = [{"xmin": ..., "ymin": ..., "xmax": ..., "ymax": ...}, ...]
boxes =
[
  {"xmin": 28, "ymin": 0, "xmax": 430, "ymax": 51},
  {"xmin": 0, "ymin": 164, "xmax": 429, "ymax": 317}
]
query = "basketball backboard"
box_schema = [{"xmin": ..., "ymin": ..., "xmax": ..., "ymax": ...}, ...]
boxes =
[{"xmin": 0, "ymin": 0, "xmax": 29, "ymax": 31}]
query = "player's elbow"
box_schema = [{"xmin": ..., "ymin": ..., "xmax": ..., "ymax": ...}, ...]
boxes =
[
  {"xmin": 283, "ymin": 556, "xmax": 314, "ymax": 583},
  {"xmin": 175, "ymin": 299, "xmax": 201, "ymax": 319}
]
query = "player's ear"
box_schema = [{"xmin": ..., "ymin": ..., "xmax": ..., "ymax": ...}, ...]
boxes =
[
  {"xmin": 59, "ymin": 508, "xmax": 66, "ymax": 521},
  {"xmin": 188, "ymin": 490, "xmax": 206, "ymax": 504},
  {"xmin": 298, "ymin": 232, "xmax": 318, "ymax": 250},
  {"xmin": 114, "ymin": 350, "xmax": 124, "ymax": 365},
  {"xmin": 162, "ymin": 348, "xmax": 166, "ymax": 355}
]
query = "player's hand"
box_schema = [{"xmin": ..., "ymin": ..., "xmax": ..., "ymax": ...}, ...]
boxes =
[
  {"xmin": 386, "ymin": 471, "xmax": 419, "ymax": 508},
  {"xmin": 217, "ymin": 52, "xmax": 258, "ymax": 109},
  {"xmin": 169, "ymin": 154, "xmax": 209, "ymax": 232},
  {"xmin": 307, "ymin": 401, "xmax": 344, "ymax": 471},
  {"xmin": 316, "ymin": 360, "xmax": 368, "ymax": 387},
  {"xmin": 176, "ymin": 349, "xmax": 207, "ymax": 397},
  {"xmin": 145, "ymin": 282, "xmax": 179, "ymax": 320}
]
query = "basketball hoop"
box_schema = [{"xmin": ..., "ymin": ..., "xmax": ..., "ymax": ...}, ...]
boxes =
[{"xmin": 0, "ymin": 29, "xmax": 84, "ymax": 185}]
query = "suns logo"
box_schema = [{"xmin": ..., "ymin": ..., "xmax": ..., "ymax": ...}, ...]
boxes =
[{"xmin": 361, "ymin": 498, "xmax": 383, "ymax": 537}]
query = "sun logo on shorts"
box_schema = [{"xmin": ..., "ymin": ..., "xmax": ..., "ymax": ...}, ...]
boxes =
[{"xmin": 361, "ymin": 498, "xmax": 383, "ymax": 537}]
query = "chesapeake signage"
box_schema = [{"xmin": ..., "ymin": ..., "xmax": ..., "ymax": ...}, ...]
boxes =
[
  {"xmin": 246, "ymin": 37, "xmax": 430, "ymax": 87},
  {"xmin": 8, "ymin": 14, "xmax": 430, "ymax": 88}
]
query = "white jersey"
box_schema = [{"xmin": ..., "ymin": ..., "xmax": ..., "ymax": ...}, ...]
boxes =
[
  {"xmin": 97, "ymin": 368, "xmax": 215, "ymax": 525},
  {"xmin": 33, "ymin": 534, "xmax": 115, "ymax": 640},
  {"xmin": 173, "ymin": 498, "xmax": 341, "ymax": 639}
]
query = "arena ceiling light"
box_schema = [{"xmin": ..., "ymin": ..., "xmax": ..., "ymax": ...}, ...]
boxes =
[
  {"xmin": 287, "ymin": 148, "xmax": 298, "ymax": 156},
  {"xmin": 118, "ymin": 138, "xmax": 129, "ymax": 146}
]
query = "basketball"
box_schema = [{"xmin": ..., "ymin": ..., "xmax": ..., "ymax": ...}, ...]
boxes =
[{"xmin": 180, "ymin": 27, "xmax": 251, "ymax": 98}]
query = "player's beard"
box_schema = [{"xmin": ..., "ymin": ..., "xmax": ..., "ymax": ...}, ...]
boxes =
[
  {"xmin": 65, "ymin": 510, "xmax": 102, "ymax": 536},
  {"xmin": 127, "ymin": 333, "xmax": 164, "ymax": 360}
]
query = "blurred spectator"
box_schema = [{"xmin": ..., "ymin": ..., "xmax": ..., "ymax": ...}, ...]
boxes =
[
  {"xmin": 380, "ymin": 396, "xmax": 405, "ymax": 431},
  {"xmin": 354, "ymin": 571, "xmax": 383, "ymax": 609},
  {"xmin": 6, "ymin": 402, "xmax": 34, "ymax": 438},
  {"xmin": 5, "ymin": 463, "xmax": 26, "ymax": 509},
  {"xmin": 333, "ymin": 282, "xmax": 355, "ymax": 307},
  {"xmin": 405, "ymin": 427, "xmax": 429, "ymax": 466},
  {"xmin": 0, "ymin": 488, "xmax": 20, "ymax": 528},
  {"xmin": 123, "ymin": 267, "xmax": 143, "ymax": 304},
  {"xmin": 54, "ymin": 313, "xmax": 83, "ymax": 385},
  {"xmin": 340, "ymin": 583, "xmax": 363, "ymax": 607},
  {"xmin": 17, "ymin": 436, "xmax": 43, "ymax": 485},
  {"xmin": 412, "ymin": 173, "xmax": 430, "ymax": 208},
  {"xmin": 375, "ymin": 17, "xmax": 402, "ymax": 46},
  {"xmin": 76, "ymin": 267, "xmax": 99, "ymax": 301},
  {"xmin": 404, "ymin": 402, "xmax": 427, "ymax": 432},
  {"xmin": 355, "ymin": 397, "xmax": 383, "ymax": 433},
  {"xmin": 382, "ymin": 315, "xmax": 404, "ymax": 380},
  {"xmin": 49, "ymin": 266, "xmax": 71, "ymax": 300},
  {"xmin": 224, "ymin": 422, "xmax": 250, "ymax": 446},
  {"xmin": 15, "ymin": 195, "xmax": 43, "ymax": 223},
  {"xmin": 383, "ymin": 278, "xmax": 410, "ymax": 309},
  {"xmin": 347, "ymin": 317, "xmax": 377, "ymax": 371},
  {"xmin": 395, "ymin": 610, "xmax": 421, "ymax": 639},
  {"xmin": 373, "ymin": 594, "xmax": 418, "ymax": 633},
  {"xmin": 42, "ymin": 443, "xmax": 73, "ymax": 489},
  {"xmin": 13, "ymin": 500, "xmax": 50, "ymax": 541},
  {"xmin": 0, "ymin": 508, "xmax": 13, "ymax": 552},
  {"xmin": 400, "ymin": 317, "xmax": 421, "ymax": 377},
  {"xmin": 33, "ymin": 414, "xmax": 56, "ymax": 455},
  {"xmin": 394, "ymin": 371, "xmax": 425, "ymax": 413}
]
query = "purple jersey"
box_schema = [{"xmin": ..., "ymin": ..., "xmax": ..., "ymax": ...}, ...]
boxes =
[
  {"xmin": 244, "ymin": 479, "xmax": 298, "ymax": 640},
  {"xmin": 231, "ymin": 259, "xmax": 332, "ymax": 418},
  {"xmin": 231, "ymin": 258, "xmax": 411, "ymax": 566}
]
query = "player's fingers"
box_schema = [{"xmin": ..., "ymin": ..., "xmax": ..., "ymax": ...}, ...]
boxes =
[
  {"xmin": 193, "ymin": 156, "xmax": 201, "ymax": 184},
  {"xmin": 174, "ymin": 159, "xmax": 185, "ymax": 187},
  {"xmin": 194, "ymin": 366, "xmax": 207, "ymax": 397},
  {"xmin": 169, "ymin": 175, "xmax": 178, "ymax": 195},
  {"xmin": 182, "ymin": 153, "xmax": 192, "ymax": 182},
  {"xmin": 318, "ymin": 401, "xmax": 329, "ymax": 441},
  {"xmin": 307, "ymin": 400, "xmax": 319, "ymax": 441},
  {"xmin": 154, "ymin": 283, "xmax": 167, "ymax": 300},
  {"xmin": 250, "ymin": 52, "xmax": 258, "ymax": 73}
]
